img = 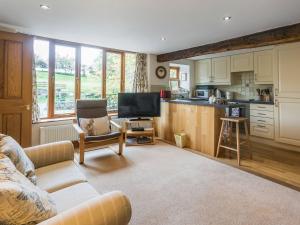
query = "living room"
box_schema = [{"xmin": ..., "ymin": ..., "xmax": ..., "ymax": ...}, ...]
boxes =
[{"xmin": 0, "ymin": 1, "xmax": 300, "ymax": 225}]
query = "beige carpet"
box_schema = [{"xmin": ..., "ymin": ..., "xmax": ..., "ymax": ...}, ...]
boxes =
[{"xmin": 78, "ymin": 141, "xmax": 300, "ymax": 225}]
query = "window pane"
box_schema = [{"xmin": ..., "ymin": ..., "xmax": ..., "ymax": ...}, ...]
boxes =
[
  {"xmin": 55, "ymin": 45, "xmax": 76, "ymax": 114},
  {"xmin": 170, "ymin": 80, "xmax": 179, "ymax": 91},
  {"xmin": 81, "ymin": 47, "xmax": 103, "ymax": 99},
  {"xmin": 34, "ymin": 40, "xmax": 49, "ymax": 118},
  {"xmin": 106, "ymin": 52, "xmax": 121, "ymax": 111},
  {"xmin": 170, "ymin": 68, "xmax": 178, "ymax": 79},
  {"xmin": 125, "ymin": 53, "xmax": 136, "ymax": 92}
]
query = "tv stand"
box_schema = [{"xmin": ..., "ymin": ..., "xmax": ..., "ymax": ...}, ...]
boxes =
[
  {"xmin": 129, "ymin": 118, "xmax": 151, "ymax": 121},
  {"xmin": 124, "ymin": 118, "xmax": 155, "ymax": 146}
]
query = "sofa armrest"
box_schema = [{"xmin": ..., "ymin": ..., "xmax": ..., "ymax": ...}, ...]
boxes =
[
  {"xmin": 24, "ymin": 141, "xmax": 74, "ymax": 169},
  {"xmin": 38, "ymin": 191, "xmax": 131, "ymax": 225}
]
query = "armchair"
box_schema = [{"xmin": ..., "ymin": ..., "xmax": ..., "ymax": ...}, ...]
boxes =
[{"xmin": 73, "ymin": 100, "xmax": 123, "ymax": 164}]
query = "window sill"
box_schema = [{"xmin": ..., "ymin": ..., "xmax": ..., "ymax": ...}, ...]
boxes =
[
  {"xmin": 33, "ymin": 112, "xmax": 118, "ymax": 124},
  {"xmin": 33, "ymin": 117, "xmax": 75, "ymax": 124}
]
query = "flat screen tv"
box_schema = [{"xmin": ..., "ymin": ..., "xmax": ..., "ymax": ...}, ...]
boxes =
[{"xmin": 118, "ymin": 92, "xmax": 161, "ymax": 118}]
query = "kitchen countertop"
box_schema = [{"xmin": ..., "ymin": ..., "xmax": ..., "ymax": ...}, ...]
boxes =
[
  {"xmin": 229, "ymin": 99, "xmax": 274, "ymax": 105},
  {"xmin": 162, "ymin": 99, "xmax": 247, "ymax": 109}
]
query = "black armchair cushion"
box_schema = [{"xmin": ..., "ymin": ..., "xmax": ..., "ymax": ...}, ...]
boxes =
[{"xmin": 85, "ymin": 131, "xmax": 121, "ymax": 142}]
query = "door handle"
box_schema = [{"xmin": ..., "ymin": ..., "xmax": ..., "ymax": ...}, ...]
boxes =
[
  {"xmin": 275, "ymin": 99, "xmax": 279, "ymax": 107},
  {"xmin": 274, "ymin": 88, "xmax": 279, "ymax": 96},
  {"xmin": 26, "ymin": 105, "xmax": 31, "ymax": 111}
]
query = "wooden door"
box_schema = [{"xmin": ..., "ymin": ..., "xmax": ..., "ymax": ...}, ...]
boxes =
[
  {"xmin": 274, "ymin": 98, "xmax": 300, "ymax": 146},
  {"xmin": 254, "ymin": 50, "xmax": 273, "ymax": 84},
  {"xmin": 231, "ymin": 52, "xmax": 253, "ymax": 72},
  {"xmin": 0, "ymin": 31, "xmax": 33, "ymax": 147},
  {"xmin": 273, "ymin": 42, "xmax": 300, "ymax": 98},
  {"xmin": 211, "ymin": 56, "xmax": 231, "ymax": 85},
  {"xmin": 195, "ymin": 59, "xmax": 211, "ymax": 84}
]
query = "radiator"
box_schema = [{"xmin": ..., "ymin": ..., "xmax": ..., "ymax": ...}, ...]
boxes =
[{"xmin": 40, "ymin": 125, "xmax": 78, "ymax": 144}]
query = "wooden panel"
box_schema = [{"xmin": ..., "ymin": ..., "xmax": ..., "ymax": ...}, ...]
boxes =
[
  {"xmin": 275, "ymin": 98, "xmax": 300, "ymax": 146},
  {"xmin": 0, "ymin": 40, "xmax": 4, "ymax": 98},
  {"xmin": 274, "ymin": 42, "xmax": 300, "ymax": 98},
  {"xmin": 231, "ymin": 52, "xmax": 254, "ymax": 72},
  {"xmin": 2, "ymin": 113, "xmax": 22, "ymax": 143},
  {"xmin": 211, "ymin": 56, "xmax": 231, "ymax": 85},
  {"xmin": 157, "ymin": 22, "xmax": 300, "ymax": 62},
  {"xmin": 5, "ymin": 41, "xmax": 23, "ymax": 98},
  {"xmin": 156, "ymin": 102, "xmax": 223, "ymax": 156},
  {"xmin": 0, "ymin": 31, "xmax": 33, "ymax": 147},
  {"xmin": 195, "ymin": 59, "xmax": 211, "ymax": 84},
  {"xmin": 254, "ymin": 50, "xmax": 274, "ymax": 84}
]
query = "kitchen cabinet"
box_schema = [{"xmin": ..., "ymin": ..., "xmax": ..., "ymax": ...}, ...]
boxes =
[
  {"xmin": 231, "ymin": 52, "xmax": 254, "ymax": 72},
  {"xmin": 250, "ymin": 104, "xmax": 274, "ymax": 139},
  {"xmin": 211, "ymin": 56, "xmax": 231, "ymax": 85},
  {"xmin": 195, "ymin": 59, "xmax": 211, "ymax": 84},
  {"xmin": 274, "ymin": 98, "xmax": 300, "ymax": 146},
  {"xmin": 273, "ymin": 42, "xmax": 300, "ymax": 98},
  {"xmin": 254, "ymin": 50, "xmax": 274, "ymax": 84}
]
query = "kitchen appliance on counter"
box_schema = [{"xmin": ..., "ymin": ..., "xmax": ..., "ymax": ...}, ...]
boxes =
[
  {"xmin": 195, "ymin": 85, "xmax": 214, "ymax": 99},
  {"xmin": 226, "ymin": 91, "xmax": 233, "ymax": 100}
]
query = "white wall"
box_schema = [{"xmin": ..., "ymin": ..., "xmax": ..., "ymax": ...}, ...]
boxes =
[
  {"xmin": 147, "ymin": 54, "xmax": 170, "ymax": 91},
  {"xmin": 169, "ymin": 59, "xmax": 195, "ymax": 93}
]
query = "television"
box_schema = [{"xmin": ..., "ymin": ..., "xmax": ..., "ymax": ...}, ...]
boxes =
[{"xmin": 118, "ymin": 92, "xmax": 161, "ymax": 118}]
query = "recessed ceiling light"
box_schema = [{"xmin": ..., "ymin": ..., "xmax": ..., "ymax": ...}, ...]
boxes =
[
  {"xmin": 161, "ymin": 37, "xmax": 167, "ymax": 41},
  {"xmin": 223, "ymin": 16, "xmax": 232, "ymax": 21},
  {"xmin": 40, "ymin": 4, "xmax": 50, "ymax": 10}
]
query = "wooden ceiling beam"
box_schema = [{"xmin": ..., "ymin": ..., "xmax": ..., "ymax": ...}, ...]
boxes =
[{"xmin": 157, "ymin": 22, "xmax": 300, "ymax": 62}]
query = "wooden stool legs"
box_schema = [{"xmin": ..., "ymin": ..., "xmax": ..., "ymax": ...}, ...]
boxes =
[
  {"xmin": 236, "ymin": 122, "xmax": 240, "ymax": 165},
  {"xmin": 216, "ymin": 121, "xmax": 225, "ymax": 158},
  {"xmin": 216, "ymin": 118, "xmax": 251, "ymax": 166}
]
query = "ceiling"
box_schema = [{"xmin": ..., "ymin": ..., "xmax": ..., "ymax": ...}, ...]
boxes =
[{"xmin": 1, "ymin": 0, "xmax": 300, "ymax": 54}]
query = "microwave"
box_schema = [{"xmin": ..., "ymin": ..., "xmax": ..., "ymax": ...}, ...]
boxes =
[{"xmin": 195, "ymin": 89, "xmax": 211, "ymax": 99}]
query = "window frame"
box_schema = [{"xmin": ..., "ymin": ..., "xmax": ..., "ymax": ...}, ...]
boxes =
[
  {"xmin": 169, "ymin": 66, "xmax": 180, "ymax": 92},
  {"xmin": 34, "ymin": 36, "xmax": 136, "ymax": 119}
]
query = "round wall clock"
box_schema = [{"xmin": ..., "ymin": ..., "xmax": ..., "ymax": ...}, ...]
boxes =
[{"xmin": 155, "ymin": 66, "xmax": 167, "ymax": 79}]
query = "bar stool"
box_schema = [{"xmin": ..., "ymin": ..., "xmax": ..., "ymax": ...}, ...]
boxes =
[{"xmin": 216, "ymin": 117, "xmax": 250, "ymax": 165}]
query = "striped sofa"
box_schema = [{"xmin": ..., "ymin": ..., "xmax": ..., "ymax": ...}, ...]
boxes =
[{"xmin": 24, "ymin": 141, "xmax": 131, "ymax": 225}]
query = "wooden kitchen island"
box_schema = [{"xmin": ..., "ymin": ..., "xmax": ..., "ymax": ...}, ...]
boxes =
[{"xmin": 155, "ymin": 100, "xmax": 227, "ymax": 156}]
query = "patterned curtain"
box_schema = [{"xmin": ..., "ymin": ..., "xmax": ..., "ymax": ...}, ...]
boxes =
[
  {"xmin": 133, "ymin": 53, "xmax": 148, "ymax": 93},
  {"xmin": 32, "ymin": 59, "xmax": 40, "ymax": 123}
]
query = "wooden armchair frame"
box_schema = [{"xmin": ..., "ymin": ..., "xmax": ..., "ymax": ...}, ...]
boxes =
[{"xmin": 73, "ymin": 117, "xmax": 124, "ymax": 164}]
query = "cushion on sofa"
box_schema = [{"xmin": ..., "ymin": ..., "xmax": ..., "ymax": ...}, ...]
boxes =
[
  {"xmin": 0, "ymin": 154, "xmax": 57, "ymax": 225},
  {"xmin": 0, "ymin": 134, "xmax": 36, "ymax": 184},
  {"xmin": 35, "ymin": 160, "xmax": 87, "ymax": 193},
  {"xmin": 50, "ymin": 183, "xmax": 99, "ymax": 213}
]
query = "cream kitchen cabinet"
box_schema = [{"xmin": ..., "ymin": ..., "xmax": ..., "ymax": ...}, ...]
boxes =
[
  {"xmin": 195, "ymin": 59, "xmax": 212, "ymax": 84},
  {"xmin": 274, "ymin": 98, "xmax": 300, "ymax": 146},
  {"xmin": 254, "ymin": 50, "xmax": 273, "ymax": 84},
  {"xmin": 211, "ymin": 56, "xmax": 231, "ymax": 85},
  {"xmin": 231, "ymin": 52, "xmax": 254, "ymax": 72},
  {"xmin": 273, "ymin": 42, "xmax": 300, "ymax": 98}
]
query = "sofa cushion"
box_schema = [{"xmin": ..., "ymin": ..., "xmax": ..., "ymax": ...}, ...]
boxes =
[
  {"xmin": 36, "ymin": 161, "xmax": 87, "ymax": 193},
  {"xmin": 50, "ymin": 183, "xmax": 99, "ymax": 213},
  {"xmin": 0, "ymin": 134, "xmax": 36, "ymax": 184},
  {"xmin": 0, "ymin": 154, "xmax": 57, "ymax": 225}
]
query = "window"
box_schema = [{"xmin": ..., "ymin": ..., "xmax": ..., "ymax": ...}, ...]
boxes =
[
  {"xmin": 81, "ymin": 47, "xmax": 103, "ymax": 99},
  {"xmin": 34, "ymin": 40, "xmax": 49, "ymax": 118},
  {"xmin": 169, "ymin": 67, "xmax": 180, "ymax": 92},
  {"xmin": 125, "ymin": 53, "xmax": 136, "ymax": 92},
  {"xmin": 33, "ymin": 38, "xmax": 136, "ymax": 118},
  {"xmin": 106, "ymin": 52, "xmax": 121, "ymax": 111},
  {"xmin": 54, "ymin": 45, "xmax": 76, "ymax": 114}
]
